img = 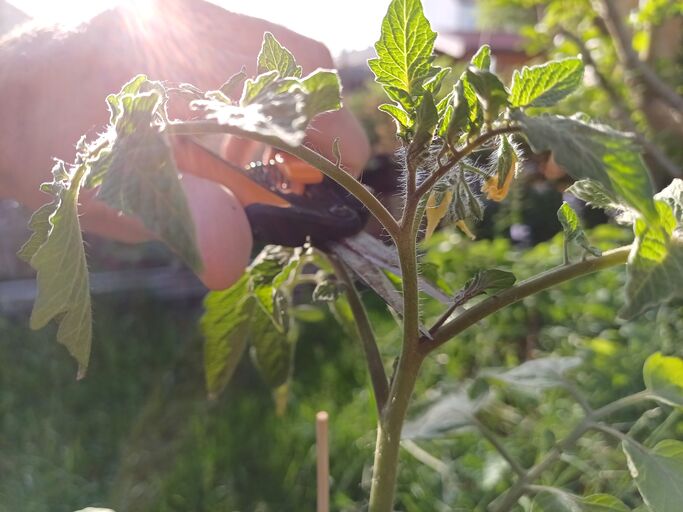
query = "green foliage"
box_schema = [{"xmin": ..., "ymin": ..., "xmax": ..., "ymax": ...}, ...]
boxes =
[
  {"xmin": 643, "ymin": 352, "xmax": 683, "ymax": 407},
  {"xmin": 402, "ymin": 390, "xmax": 486, "ymax": 439},
  {"xmin": 532, "ymin": 490, "xmax": 630, "ymax": 512},
  {"xmin": 368, "ymin": 0, "xmax": 440, "ymax": 116},
  {"xmin": 510, "ymin": 57, "xmax": 584, "ymax": 108},
  {"xmin": 622, "ymin": 439, "xmax": 683, "ymax": 512},
  {"xmin": 622, "ymin": 200, "xmax": 683, "ymax": 319},
  {"xmin": 484, "ymin": 356, "xmax": 581, "ymax": 395},
  {"xmin": 257, "ymin": 32, "xmax": 302, "ymax": 77},
  {"xmin": 514, "ymin": 113, "xmax": 657, "ymax": 223},
  {"xmin": 201, "ymin": 274, "xmax": 251, "ymax": 398},
  {"xmin": 19, "ymin": 161, "xmax": 91, "ymax": 377},
  {"xmin": 558, "ymin": 202, "xmax": 601, "ymax": 258}
]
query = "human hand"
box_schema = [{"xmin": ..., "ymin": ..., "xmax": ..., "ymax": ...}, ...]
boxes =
[{"xmin": 0, "ymin": 0, "xmax": 370, "ymax": 289}]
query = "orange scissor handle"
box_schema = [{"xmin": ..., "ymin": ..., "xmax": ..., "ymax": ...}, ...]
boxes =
[{"xmin": 172, "ymin": 136, "xmax": 290, "ymax": 208}]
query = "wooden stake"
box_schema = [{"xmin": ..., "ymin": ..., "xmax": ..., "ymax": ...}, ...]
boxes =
[{"xmin": 316, "ymin": 411, "xmax": 329, "ymax": 512}]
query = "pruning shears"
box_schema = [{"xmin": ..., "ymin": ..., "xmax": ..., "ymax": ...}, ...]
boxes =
[
  {"xmin": 172, "ymin": 136, "xmax": 450, "ymax": 324},
  {"xmin": 172, "ymin": 136, "xmax": 367, "ymax": 247}
]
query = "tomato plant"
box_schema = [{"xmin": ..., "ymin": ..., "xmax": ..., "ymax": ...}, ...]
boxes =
[{"xmin": 19, "ymin": 0, "xmax": 683, "ymax": 510}]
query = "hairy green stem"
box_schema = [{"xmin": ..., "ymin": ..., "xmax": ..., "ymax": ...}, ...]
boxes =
[
  {"xmin": 369, "ymin": 204, "xmax": 423, "ymax": 511},
  {"xmin": 424, "ymin": 245, "xmax": 632, "ymax": 351},
  {"xmin": 368, "ymin": 350, "xmax": 424, "ymax": 512},
  {"xmin": 415, "ymin": 126, "xmax": 521, "ymax": 199},
  {"xmin": 167, "ymin": 121, "xmax": 400, "ymax": 239},
  {"xmin": 329, "ymin": 255, "xmax": 389, "ymax": 415}
]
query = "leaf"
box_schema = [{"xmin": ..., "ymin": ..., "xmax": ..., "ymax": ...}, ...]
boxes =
[
  {"xmin": 240, "ymin": 70, "xmax": 280, "ymax": 105},
  {"xmin": 442, "ymin": 80, "xmax": 471, "ymax": 142},
  {"xmin": 465, "ymin": 67, "xmax": 509, "ymax": 121},
  {"xmin": 423, "ymin": 66, "xmax": 450, "ymax": 95},
  {"xmin": 655, "ymin": 179, "xmax": 683, "ymax": 223},
  {"xmin": 621, "ymin": 201, "xmax": 683, "ymax": 319},
  {"xmin": 469, "ymin": 269, "xmax": 517, "ymax": 293},
  {"xmin": 510, "ymin": 57, "xmax": 584, "ymax": 108},
  {"xmin": 201, "ymin": 275, "xmax": 251, "ymax": 398},
  {"xmin": 379, "ymin": 103, "xmax": 413, "ymax": 134},
  {"xmin": 566, "ymin": 179, "xmax": 625, "ymax": 213},
  {"xmin": 257, "ymin": 32, "xmax": 302, "ymax": 78},
  {"xmin": 402, "ymin": 390, "xmax": 487, "ymax": 439},
  {"xmin": 470, "ymin": 44, "xmax": 491, "ymax": 70},
  {"xmin": 513, "ymin": 112, "xmax": 657, "ymax": 223},
  {"xmin": 449, "ymin": 268, "xmax": 516, "ymax": 309},
  {"xmin": 623, "ymin": 438, "xmax": 683, "ymax": 512},
  {"xmin": 312, "ymin": 278, "xmax": 343, "ymax": 302},
  {"xmin": 532, "ymin": 490, "xmax": 630, "ymax": 512},
  {"xmin": 198, "ymin": 91, "xmax": 309, "ymax": 146},
  {"xmin": 407, "ymin": 92, "xmax": 438, "ymax": 170},
  {"xmin": 558, "ymin": 202, "xmax": 602, "ymax": 257},
  {"xmin": 483, "ymin": 137, "xmax": 516, "ymax": 202},
  {"xmin": 99, "ymin": 129, "xmax": 201, "ymax": 270},
  {"xmin": 368, "ymin": 0, "xmax": 438, "ymax": 111},
  {"xmin": 299, "ymin": 69, "xmax": 342, "ymax": 119},
  {"xmin": 484, "ymin": 356, "xmax": 582, "ymax": 395},
  {"xmin": 643, "ymin": 352, "xmax": 683, "ymax": 407},
  {"xmin": 219, "ymin": 66, "xmax": 247, "ymax": 98},
  {"xmin": 17, "ymin": 202, "xmax": 57, "ymax": 263},
  {"xmin": 25, "ymin": 161, "xmax": 92, "ymax": 377},
  {"xmin": 196, "ymin": 65, "xmax": 341, "ymax": 148},
  {"xmin": 249, "ymin": 306, "xmax": 293, "ymax": 388}
]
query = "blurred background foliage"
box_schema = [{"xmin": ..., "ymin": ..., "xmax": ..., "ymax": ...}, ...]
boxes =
[{"xmin": 2, "ymin": 226, "xmax": 682, "ymax": 511}]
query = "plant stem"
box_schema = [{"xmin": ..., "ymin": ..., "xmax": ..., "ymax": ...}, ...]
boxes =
[
  {"xmin": 415, "ymin": 126, "xmax": 521, "ymax": 198},
  {"xmin": 491, "ymin": 389, "xmax": 652, "ymax": 511},
  {"xmin": 167, "ymin": 121, "xmax": 400, "ymax": 239},
  {"xmin": 329, "ymin": 255, "xmax": 389, "ymax": 414},
  {"xmin": 473, "ymin": 418, "xmax": 526, "ymax": 478},
  {"xmin": 369, "ymin": 200, "xmax": 424, "ymax": 511},
  {"xmin": 424, "ymin": 245, "xmax": 632, "ymax": 351},
  {"xmin": 368, "ymin": 349, "xmax": 424, "ymax": 512}
]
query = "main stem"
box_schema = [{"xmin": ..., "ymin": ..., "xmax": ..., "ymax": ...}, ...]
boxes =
[{"xmin": 369, "ymin": 201, "xmax": 423, "ymax": 511}]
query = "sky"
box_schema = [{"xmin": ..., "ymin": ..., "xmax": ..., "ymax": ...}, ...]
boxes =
[{"xmin": 7, "ymin": 0, "xmax": 395, "ymax": 55}]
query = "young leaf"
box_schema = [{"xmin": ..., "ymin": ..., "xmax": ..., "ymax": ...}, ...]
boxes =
[
  {"xmin": 557, "ymin": 202, "xmax": 602, "ymax": 257},
  {"xmin": 484, "ymin": 356, "xmax": 581, "ymax": 395},
  {"xmin": 483, "ymin": 137, "xmax": 516, "ymax": 202},
  {"xmin": 197, "ymin": 67, "xmax": 341, "ymax": 147},
  {"xmin": 201, "ymin": 275, "xmax": 251, "ymax": 398},
  {"xmin": 442, "ymin": 80, "xmax": 471, "ymax": 142},
  {"xmin": 402, "ymin": 390, "xmax": 487, "ymax": 439},
  {"xmin": 219, "ymin": 66, "xmax": 247, "ymax": 98},
  {"xmin": 257, "ymin": 32, "xmax": 302, "ymax": 78},
  {"xmin": 470, "ymin": 44, "xmax": 491, "ymax": 70},
  {"xmin": 379, "ymin": 103, "xmax": 414, "ymax": 135},
  {"xmin": 621, "ymin": 201, "xmax": 683, "ymax": 319},
  {"xmin": 623, "ymin": 439, "xmax": 683, "ymax": 512},
  {"xmin": 566, "ymin": 179, "xmax": 625, "ymax": 213},
  {"xmin": 513, "ymin": 112, "xmax": 657, "ymax": 223},
  {"xmin": 368, "ymin": 0, "xmax": 438, "ymax": 111},
  {"xmin": 510, "ymin": 57, "xmax": 584, "ymax": 108},
  {"xmin": 23, "ymin": 161, "xmax": 92, "ymax": 378},
  {"xmin": 643, "ymin": 352, "xmax": 683, "ymax": 407},
  {"xmin": 407, "ymin": 92, "xmax": 438, "ymax": 170},
  {"xmin": 465, "ymin": 67, "xmax": 509, "ymax": 121}
]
